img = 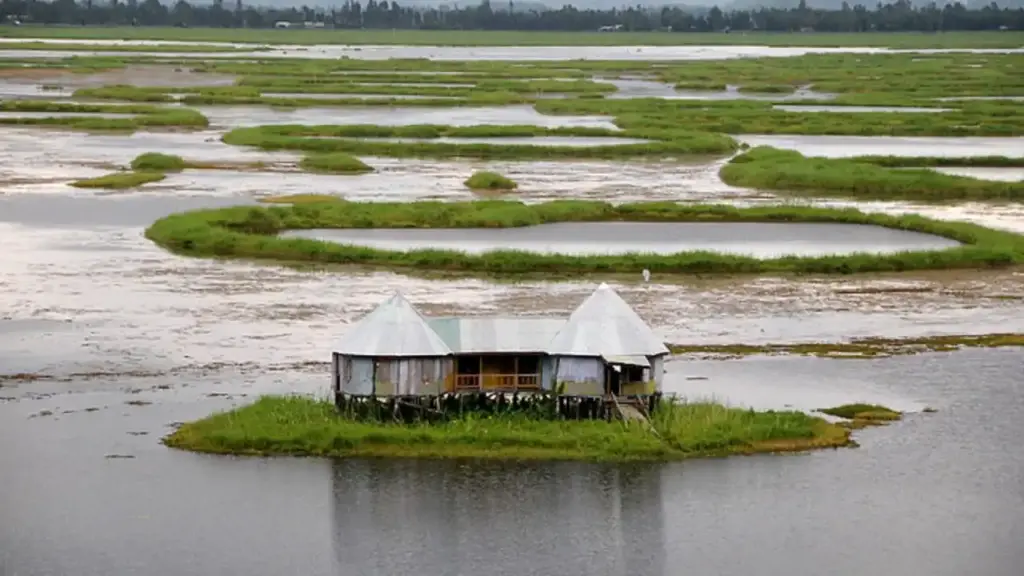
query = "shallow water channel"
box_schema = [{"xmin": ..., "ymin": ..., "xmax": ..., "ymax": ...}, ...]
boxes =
[{"xmin": 283, "ymin": 222, "xmax": 961, "ymax": 258}]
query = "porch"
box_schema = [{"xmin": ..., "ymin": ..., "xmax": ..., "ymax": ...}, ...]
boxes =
[{"xmin": 452, "ymin": 354, "xmax": 543, "ymax": 392}]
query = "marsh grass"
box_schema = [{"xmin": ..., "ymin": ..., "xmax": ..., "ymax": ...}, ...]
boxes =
[
  {"xmin": 465, "ymin": 171, "xmax": 517, "ymax": 190},
  {"xmin": 820, "ymin": 404, "xmax": 903, "ymax": 429},
  {"xmin": 70, "ymin": 171, "xmax": 166, "ymax": 189},
  {"xmin": 0, "ymin": 99, "xmax": 208, "ymax": 131},
  {"xmin": 144, "ymin": 199, "xmax": 1024, "ymax": 277},
  {"xmin": 130, "ymin": 152, "xmax": 188, "ymax": 172},
  {"xmin": 162, "ymin": 395, "xmax": 851, "ymax": 461},
  {"xmin": 299, "ymin": 153, "xmax": 374, "ymax": 174},
  {"xmin": 222, "ymin": 124, "xmax": 736, "ymax": 160},
  {"xmin": 720, "ymin": 147, "xmax": 1024, "ymax": 202}
]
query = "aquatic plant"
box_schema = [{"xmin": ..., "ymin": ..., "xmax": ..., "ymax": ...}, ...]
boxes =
[
  {"xmin": 667, "ymin": 333, "xmax": 1024, "ymax": 359},
  {"xmin": 70, "ymin": 171, "xmax": 166, "ymax": 189},
  {"xmin": 720, "ymin": 147, "xmax": 1024, "ymax": 202},
  {"xmin": 464, "ymin": 171, "xmax": 517, "ymax": 190},
  {"xmin": 162, "ymin": 395, "xmax": 851, "ymax": 462},
  {"xmin": 299, "ymin": 153, "xmax": 374, "ymax": 174},
  {"xmin": 0, "ymin": 99, "xmax": 208, "ymax": 131},
  {"xmin": 144, "ymin": 199, "xmax": 1024, "ymax": 278},
  {"xmin": 130, "ymin": 152, "xmax": 187, "ymax": 172},
  {"xmin": 222, "ymin": 124, "xmax": 736, "ymax": 160}
]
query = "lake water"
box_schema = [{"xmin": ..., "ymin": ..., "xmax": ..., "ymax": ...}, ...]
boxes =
[
  {"xmin": 194, "ymin": 104, "xmax": 618, "ymax": 129},
  {"xmin": 1, "ymin": 349, "xmax": 1021, "ymax": 576},
  {"xmin": 282, "ymin": 221, "xmax": 961, "ymax": 258}
]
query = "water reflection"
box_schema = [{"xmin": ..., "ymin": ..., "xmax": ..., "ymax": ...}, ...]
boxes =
[{"xmin": 329, "ymin": 459, "xmax": 666, "ymax": 576}]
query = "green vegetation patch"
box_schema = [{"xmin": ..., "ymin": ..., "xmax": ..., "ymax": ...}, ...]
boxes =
[
  {"xmin": 720, "ymin": 147, "xmax": 1024, "ymax": 202},
  {"xmin": 820, "ymin": 404, "xmax": 903, "ymax": 429},
  {"xmin": 668, "ymin": 334, "xmax": 1024, "ymax": 359},
  {"xmin": 70, "ymin": 171, "xmax": 166, "ymax": 189},
  {"xmin": 130, "ymin": 152, "xmax": 188, "ymax": 172},
  {"xmin": 0, "ymin": 99, "xmax": 208, "ymax": 131},
  {"xmin": 144, "ymin": 199, "xmax": 1024, "ymax": 278},
  {"xmin": 222, "ymin": 124, "xmax": 736, "ymax": 160},
  {"xmin": 299, "ymin": 153, "xmax": 374, "ymax": 174},
  {"xmin": 162, "ymin": 395, "xmax": 852, "ymax": 462},
  {"xmin": 465, "ymin": 171, "xmax": 517, "ymax": 190}
]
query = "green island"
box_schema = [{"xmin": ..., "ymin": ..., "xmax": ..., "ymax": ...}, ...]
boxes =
[
  {"xmin": 163, "ymin": 395, "xmax": 869, "ymax": 462},
  {"xmin": 144, "ymin": 198, "xmax": 1024, "ymax": 277},
  {"xmin": 68, "ymin": 153, "xmax": 274, "ymax": 189},
  {"xmin": 720, "ymin": 147, "xmax": 1024, "ymax": 202},
  {"xmin": 0, "ymin": 99, "xmax": 209, "ymax": 131},
  {"xmin": 70, "ymin": 170, "xmax": 166, "ymax": 189},
  {"xmin": 465, "ymin": 171, "xmax": 518, "ymax": 191}
]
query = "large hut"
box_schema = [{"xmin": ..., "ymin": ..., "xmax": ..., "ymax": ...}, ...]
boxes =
[{"xmin": 331, "ymin": 283, "xmax": 669, "ymax": 402}]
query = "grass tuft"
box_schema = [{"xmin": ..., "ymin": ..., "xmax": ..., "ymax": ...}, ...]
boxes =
[
  {"xmin": 464, "ymin": 171, "xmax": 518, "ymax": 190},
  {"xmin": 70, "ymin": 171, "xmax": 166, "ymax": 189},
  {"xmin": 130, "ymin": 152, "xmax": 187, "ymax": 172},
  {"xmin": 299, "ymin": 153, "xmax": 374, "ymax": 174}
]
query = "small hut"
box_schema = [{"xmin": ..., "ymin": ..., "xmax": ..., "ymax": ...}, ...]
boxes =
[{"xmin": 331, "ymin": 284, "xmax": 669, "ymax": 404}]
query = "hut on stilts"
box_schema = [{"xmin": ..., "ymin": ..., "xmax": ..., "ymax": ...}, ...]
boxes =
[{"xmin": 331, "ymin": 283, "xmax": 669, "ymax": 421}]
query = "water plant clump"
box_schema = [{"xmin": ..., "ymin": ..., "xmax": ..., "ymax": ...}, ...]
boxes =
[
  {"xmin": 720, "ymin": 147, "xmax": 1024, "ymax": 202},
  {"xmin": 299, "ymin": 153, "xmax": 374, "ymax": 174},
  {"xmin": 465, "ymin": 171, "xmax": 517, "ymax": 190},
  {"xmin": 130, "ymin": 152, "xmax": 187, "ymax": 172},
  {"xmin": 0, "ymin": 99, "xmax": 209, "ymax": 131},
  {"xmin": 144, "ymin": 199, "xmax": 1024, "ymax": 278},
  {"xmin": 163, "ymin": 395, "xmax": 852, "ymax": 462},
  {"xmin": 70, "ymin": 171, "xmax": 166, "ymax": 189},
  {"xmin": 222, "ymin": 124, "xmax": 737, "ymax": 160},
  {"xmin": 820, "ymin": 404, "xmax": 903, "ymax": 429}
]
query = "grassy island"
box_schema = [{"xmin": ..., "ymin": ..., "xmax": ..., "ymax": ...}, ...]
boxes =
[
  {"xmin": 144, "ymin": 199, "xmax": 1024, "ymax": 277},
  {"xmin": 163, "ymin": 396, "xmax": 853, "ymax": 462},
  {"xmin": 465, "ymin": 171, "xmax": 517, "ymax": 190},
  {"xmin": 299, "ymin": 153, "xmax": 374, "ymax": 174},
  {"xmin": 70, "ymin": 171, "xmax": 166, "ymax": 189},
  {"xmin": 0, "ymin": 100, "xmax": 208, "ymax": 131},
  {"xmin": 221, "ymin": 124, "xmax": 736, "ymax": 160},
  {"xmin": 820, "ymin": 403, "xmax": 904, "ymax": 429},
  {"xmin": 720, "ymin": 147, "xmax": 1024, "ymax": 202}
]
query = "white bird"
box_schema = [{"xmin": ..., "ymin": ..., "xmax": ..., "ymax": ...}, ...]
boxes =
[{"xmin": 642, "ymin": 269, "xmax": 651, "ymax": 283}]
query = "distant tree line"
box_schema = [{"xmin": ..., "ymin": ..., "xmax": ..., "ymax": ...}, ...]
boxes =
[{"xmin": 1, "ymin": 0, "xmax": 1021, "ymax": 32}]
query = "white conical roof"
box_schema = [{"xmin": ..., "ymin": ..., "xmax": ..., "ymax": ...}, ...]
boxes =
[
  {"xmin": 335, "ymin": 293, "xmax": 452, "ymax": 357},
  {"xmin": 547, "ymin": 283, "xmax": 669, "ymax": 357}
]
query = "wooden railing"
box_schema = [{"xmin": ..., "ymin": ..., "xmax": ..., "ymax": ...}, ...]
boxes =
[{"xmin": 454, "ymin": 374, "xmax": 540, "ymax": 391}]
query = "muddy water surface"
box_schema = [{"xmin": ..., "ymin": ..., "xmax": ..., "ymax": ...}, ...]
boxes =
[{"xmin": 283, "ymin": 221, "xmax": 960, "ymax": 257}]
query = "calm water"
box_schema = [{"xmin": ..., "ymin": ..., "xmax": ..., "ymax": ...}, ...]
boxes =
[
  {"xmin": 1, "ymin": 349, "xmax": 1022, "ymax": 576},
  {"xmin": 282, "ymin": 221, "xmax": 961, "ymax": 258}
]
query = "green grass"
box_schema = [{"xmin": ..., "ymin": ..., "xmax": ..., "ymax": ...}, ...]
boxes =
[
  {"xmin": 720, "ymin": 147, "xmax": 1024, "ymax": 202},
  {"xmin": 465, "ymin": 171, "xmax": 517, "ymax": 190},
  {"xmin": 130, "ymin": 152, "xmax": 188, "ymax": 172},
  {"xmin": 70, "ymin": 171, "xmax": 166, "ymax": 189},
  {"xmin": 299, "ymin": 153, "xmax": 374, "ymax": 174},
  {"xmin": 4, "ymin": 28, "xmax": 1022, "ymax": 48},
  {"xmin": 819, "ymin": 404, "xmax": 903, "ymax": 428},
  {"xmin": 851, "ymin": 155, "xmax": 1024, "ymax": 168},
  {"xmin": 0, "ymin": 40, "xmax": 262, "ymax": 52},
  {"xmin": 162, "ymin": 395, "xmax": 852, "ymax": 462},
  {"xmin": 222, "ymin": 124, "xmax": 736, "ymax": 160},
  {"xmin": 0, "ymin": 99, "xmax": 208, "ymax": 131},
  {"xmin": 143, "ymin": 199, "xmax": 1024, "ymax": 278}
]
